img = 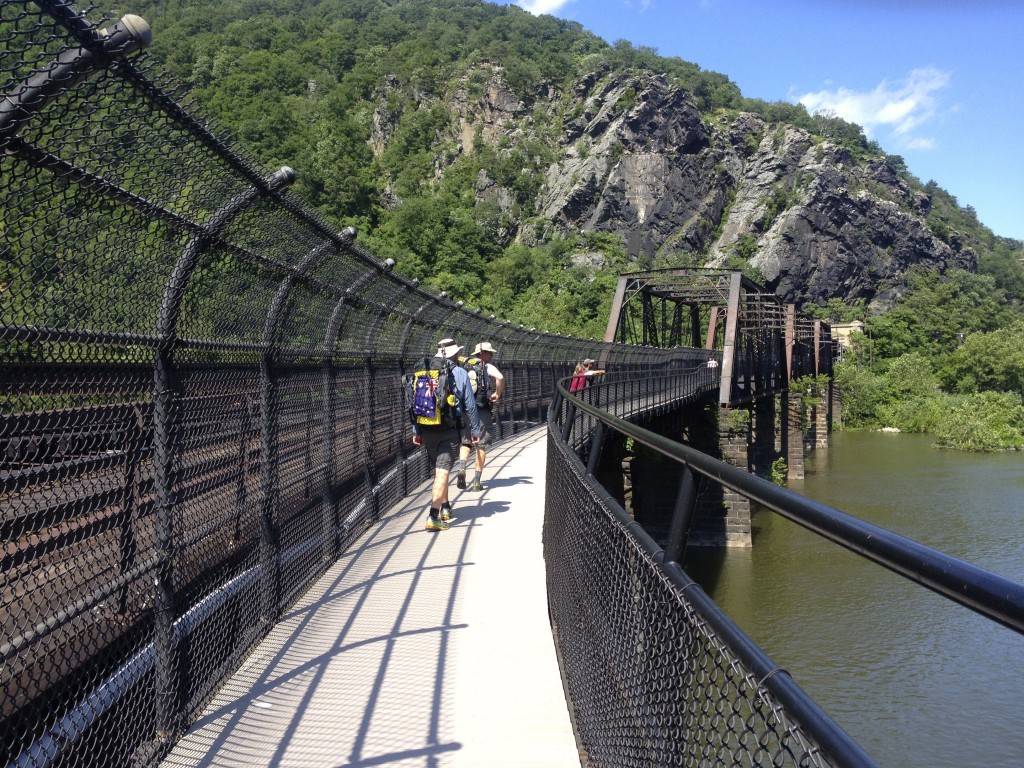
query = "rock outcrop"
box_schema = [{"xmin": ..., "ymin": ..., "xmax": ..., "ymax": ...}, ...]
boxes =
[{"xmin": 375, "ymin": 65, "xmax": 978, "ymax": 311}]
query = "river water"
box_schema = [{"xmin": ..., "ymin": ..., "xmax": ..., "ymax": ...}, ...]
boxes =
[{"xmin": 685, "ymin": 431, "xmax": 1024, "ymax": 768}]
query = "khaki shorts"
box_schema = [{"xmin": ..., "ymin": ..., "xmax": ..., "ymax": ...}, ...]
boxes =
[{"xmin": 461, "ymin": 407, "xmax": 493, "ymax": 447}]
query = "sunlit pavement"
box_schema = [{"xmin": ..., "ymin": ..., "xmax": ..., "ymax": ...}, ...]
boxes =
[{"xmin": 161, "ymin": 426, "xmax": 580, "ymax": 768}]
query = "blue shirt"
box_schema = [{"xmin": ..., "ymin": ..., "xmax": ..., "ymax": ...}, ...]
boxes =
[{"xmin": 448, "ymin": 360, "xmax": 481, "ymax": 437}]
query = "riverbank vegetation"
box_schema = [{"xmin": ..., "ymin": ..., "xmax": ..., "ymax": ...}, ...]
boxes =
[{"xmin": 832, "ymin": 269, "xmax": 1024, "ymax": 451}]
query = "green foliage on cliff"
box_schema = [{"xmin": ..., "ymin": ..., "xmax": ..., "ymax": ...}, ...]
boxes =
[{"xmin": 104, "ymin": 0, "xmax": 1024, "ymax": 344}]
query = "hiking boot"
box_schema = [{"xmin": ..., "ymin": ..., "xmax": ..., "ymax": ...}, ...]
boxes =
[
  {"xmin": 440, "ymin": 507, "xmax": 452, "ymax": 523},
  {"xmin": 425, "ymin": 516, "xmax": 450, "ymax": 532},
  {"xmin": 455, "ymin": 469, "xmax": 466, "ymax": 490},
  {"xmin": 468, "ymin": 481, "xmax": 484, "ymax": 492}
]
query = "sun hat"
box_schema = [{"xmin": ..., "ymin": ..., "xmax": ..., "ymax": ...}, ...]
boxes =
[
  {"xmin": 439, "ymin": 342, "xmax": 463, "ymax": 359},
  {"xmin": 583, "ymin": 358, "xmax": 595, "ymax": 366},
  {"xmin": 473, "ymin": 341, "xmax": 496, "ymax": 355}
]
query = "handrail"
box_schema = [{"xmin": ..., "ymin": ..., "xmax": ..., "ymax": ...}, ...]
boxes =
[
  {"xmin": 547, "ymin": 372, "xmax": 1023, "ymax": 767},
  {"xmin": 557, "ymin": 375, "xmax": 1024, "ymax": 636}
]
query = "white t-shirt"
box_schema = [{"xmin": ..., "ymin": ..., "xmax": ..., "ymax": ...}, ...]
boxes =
[{"xmin": 484, "ymin": 362, "xmax": 504, "ymax": 384}]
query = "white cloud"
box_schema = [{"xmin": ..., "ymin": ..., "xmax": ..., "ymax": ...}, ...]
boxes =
[
  {"xmin": 515, "ymin": 0, "xmax": 575, "ymax": 14},
  {"xmin": 516, "ymin": 0, "xmax": 650, "ymax": 16},
  {"xmin": 797, "ymin": 67, "xmax": 951, "ymax": 151}
]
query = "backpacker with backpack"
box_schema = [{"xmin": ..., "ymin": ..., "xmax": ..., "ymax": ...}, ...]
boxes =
[
  {"xmin": 460, "ymin": 355, "xmax": 491, "ymax": 410},
  {"xmin": 404, "ymin": 356, "xmax": 460, "ymax": 428}
]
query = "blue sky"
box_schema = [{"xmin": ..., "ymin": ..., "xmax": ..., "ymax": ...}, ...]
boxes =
[{"xmin": 498, "ymin": 0, "xmax": 1024, "ymax": 241}]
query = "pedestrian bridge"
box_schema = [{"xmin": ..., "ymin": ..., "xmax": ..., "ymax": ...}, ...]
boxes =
[
  {"xmin": 159, "ymin": 427, "xmax": 578, "ymax": 768},
  {"xmin": 3, "ymin": 4, "xmax": 1024, "ymax": 768}
]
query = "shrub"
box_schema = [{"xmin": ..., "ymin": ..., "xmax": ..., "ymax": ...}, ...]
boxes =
[
  {"xmin": 770, "ymin": 457, "xmax": 787, "ymax": 486},
  {"xmin": 932, "ymin": 392, "xmax": 1024, "ymax": 451}
]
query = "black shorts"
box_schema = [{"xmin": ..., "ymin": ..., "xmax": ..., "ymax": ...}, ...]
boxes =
[{"xmin": 420, "ymin": 426, "xmax": 460, "ymax": 472}]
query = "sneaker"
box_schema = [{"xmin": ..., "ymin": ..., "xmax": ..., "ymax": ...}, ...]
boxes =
[
  {"xmin": 455, "ymin": 469, "xmax": 466, "ymax": 490},
  {"xmin": 425, "ymin": 516, "xmax": 450, "ymax": 532},
  {"xmin": 468, "ymin": 481, "xmax": 484, "ymax": 492},
  {"xmin": 439, "ymin": 507, "xmax": 452, "ymax": 522}
]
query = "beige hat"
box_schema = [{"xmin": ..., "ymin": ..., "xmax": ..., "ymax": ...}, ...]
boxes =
[
  {"xmin": 439, "ymin": 342, "xmax": 463, "ymax": 359},
  {"xmin": 473, "ymin": 341, "xmax": 496, "ymax": 355}
]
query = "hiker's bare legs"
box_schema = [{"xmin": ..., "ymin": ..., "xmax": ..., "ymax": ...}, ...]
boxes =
[{"xmin": 432, "ymin": 469, "xmax": 450, "ymax": 509}]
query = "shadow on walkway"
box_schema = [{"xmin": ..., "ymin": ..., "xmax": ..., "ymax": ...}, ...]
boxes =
[{"xmin": 161, "ymin": 427, "xmax": 579, "ymax": 768}]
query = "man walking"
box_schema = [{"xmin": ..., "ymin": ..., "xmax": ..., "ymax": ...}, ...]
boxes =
[
  {"xmin": 455, "ymin": 341, "xmax": 504, "ymax": 492},
  {"xmin": 411, "ymin": 339, "xmax": 481, "ymax": 531}
]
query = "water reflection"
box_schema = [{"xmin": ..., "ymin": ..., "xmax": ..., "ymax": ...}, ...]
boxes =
[{"xmin": 684, "ymin": 432, "xmax": 1024, "ymax": 768}]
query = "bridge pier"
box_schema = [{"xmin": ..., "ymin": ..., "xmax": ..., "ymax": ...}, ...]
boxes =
[
  {"xmin": 816, "ymin": 385, "xmax": 831, "ymax": 449},
  {"xmin": 652, "ymin": 405, "xmax": 754, "ymax": 549},
  {"xmin": 784, "ymin": 391, "xmax": 805, "ymax": 481}
]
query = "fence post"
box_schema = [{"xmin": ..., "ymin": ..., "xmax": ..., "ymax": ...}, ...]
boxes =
[
  {"xmin": 663, "ymin": 465, "xmax": 698, "ymax": 564},
  {"xmin": 361, "ymin": 355, "xmax": 379, "ymax": 519},
  {"xmin": 117, "ymin": 405, "xmax": 144, "ymax": 614},
  {"xmin": 153, "ymin": 167, "xmax": 296, "ymax": 739},
  {"xmin": 586, "ymin": 421, "xmax": 606, "ymax": 477},
  {"xmin": 0, "ymin": 12, "xmax": 151, "ymax": 143}
]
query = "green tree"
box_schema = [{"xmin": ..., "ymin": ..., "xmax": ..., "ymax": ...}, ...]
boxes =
[
  {"xmin": 867, "ymin": 269, "xmax": 1012, "ymax": 362},
  {"xmin": 939, "ymin": 322, "xmax": 1024, "ymax": 394}
]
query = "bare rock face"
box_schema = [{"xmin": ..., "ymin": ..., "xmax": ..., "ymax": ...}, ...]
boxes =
[
  {"xmin": 537, "ymin": 73, "xmax": 722, "ymax": 261},
  {"xmin": 709, "ymin": 127, "xmax": 976, "ymax": 309},
  {"xmin": 373, "ymin": 66, "xmax": 978, "ymax": 311},
  {"xmin": 449, "ymin": 63, "xmax": 529, "ymax": 155}
]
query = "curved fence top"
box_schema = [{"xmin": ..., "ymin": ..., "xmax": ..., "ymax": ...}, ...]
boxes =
[{"xmin": 1, "ymin": 0, "xmax": 683, "ymax": 373}]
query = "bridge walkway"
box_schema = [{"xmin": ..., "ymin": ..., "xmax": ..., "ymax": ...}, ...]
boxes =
[{"xmin": 160, "ymin": 427, "xmax": 580, "ymax": 768}]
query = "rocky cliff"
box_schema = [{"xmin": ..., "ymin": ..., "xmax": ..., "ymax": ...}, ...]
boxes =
[{"xmin": 372, "ymin": 65, "xmax": 977, "ymax": 311}]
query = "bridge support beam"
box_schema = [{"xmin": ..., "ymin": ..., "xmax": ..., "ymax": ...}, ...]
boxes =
[
  {"xmin": 784, "ymin": 391, "xmax": 805, "ymax": 481},
  {"xmin": 675, "ymin": 405, "xmax": 754, "ymax": 548},
  {"xmin": 816, "ymin": 387, "xmax": 830, "ymax": 449},
  {"xmin": 714, "ymin": 407, "xmax": 753, "ymax": 547},
  {"xmin": 750, "ymin": 397, "xmax": 777, "ymax": 480}
]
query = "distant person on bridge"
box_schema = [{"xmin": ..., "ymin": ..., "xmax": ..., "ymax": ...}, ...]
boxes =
[
  {"xmin": 410, "ymin": 339, "xmax": 481, "ymax": 532},
  {"xmin": 569, "ymin": 358, "xmax": 605, "ymax": 393},
  {"xmin": 454, "ymin": 341, "xmax": 505, "ymax": 492}
]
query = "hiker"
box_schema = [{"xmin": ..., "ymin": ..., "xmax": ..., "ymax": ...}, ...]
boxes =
[
  {"xmin": 410, "ymin": 339, "xmax": 481, "ymax": 532},
  {"xmin": 454, "ymin": 341, "xmax": 505, "ymax": 492},
  {"xmin": 569, "ymin": 358, "xmax": 605, "ymax": 393}
]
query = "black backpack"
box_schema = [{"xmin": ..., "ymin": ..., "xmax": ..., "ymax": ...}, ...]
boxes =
[{"xmin": 460, "ymin": 355, "xmax": 491, "ymax": 409}]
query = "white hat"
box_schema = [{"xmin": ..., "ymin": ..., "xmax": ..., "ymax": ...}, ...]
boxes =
[
  {"xmin": 473, "ymin": 341, "xmax": 496, "ymax": 355},
  {"xmin": 439, "ymin": 342, "xmax": 463, "ymax": 359},
  {"xmin": 436, "ymin": 337, "xmax": 455, "ymax": 348}
]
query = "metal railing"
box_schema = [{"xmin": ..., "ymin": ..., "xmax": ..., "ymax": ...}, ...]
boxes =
[
  {"xmin": 0, "ymin": 2, "xmax": 701, "ymax": 765},
  {"xmin": 546, "ymin": 372, "xmax": 1024, "ymax": 767}
]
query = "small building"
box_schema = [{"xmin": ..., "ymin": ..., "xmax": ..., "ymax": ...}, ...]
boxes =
[{"xmin": 830, "ymin": 320, "xmax": 864, "ymax": 359}]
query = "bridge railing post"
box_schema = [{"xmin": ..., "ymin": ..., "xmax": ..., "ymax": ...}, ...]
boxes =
[{"xmin": 663, "ymin": 465, "xmax": 698, "ymax": 564}]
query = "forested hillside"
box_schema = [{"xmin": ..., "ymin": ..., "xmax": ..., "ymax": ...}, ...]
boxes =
[
  {"xmin": 102, "ymin": 0, "xmax": 1024, "ymax": 448},
  {"xmin": 123, "ymin": 0, "xmax": 1023, "ymax": 333}
]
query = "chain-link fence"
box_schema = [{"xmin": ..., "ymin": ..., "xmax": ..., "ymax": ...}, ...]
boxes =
[
  {"xmin": 547, "ymin": 371, "xmax": 876, "ymax": 768},
  {"xmin": 548, "ymin": 370, "xmax": 1024, "ymax": 767},
  {"xmin": 0, "ymin": 2, "xmax": 699, "ymax": 765}
]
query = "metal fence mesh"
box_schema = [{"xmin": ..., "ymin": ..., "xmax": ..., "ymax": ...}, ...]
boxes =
[
  {"xmin": 545, "ymin": 429, "xmax": 832, "ymax": 768},
  {"xmin": 1, "ymin": 2, "xmax": 701, "ymax": 765}
]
